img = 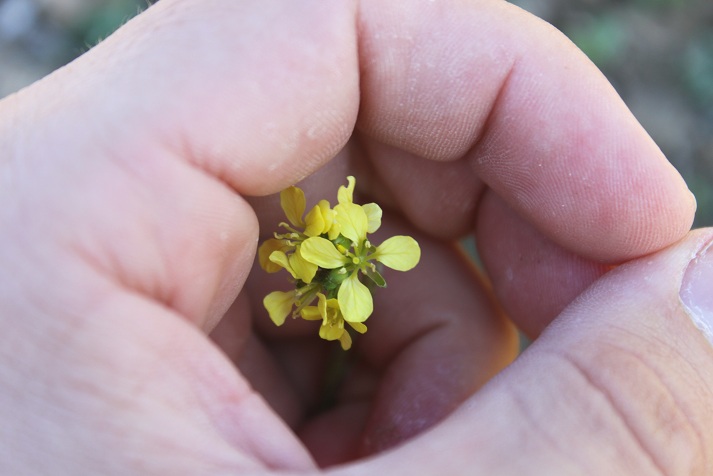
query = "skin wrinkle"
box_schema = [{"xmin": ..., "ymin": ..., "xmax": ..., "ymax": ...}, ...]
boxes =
[
  {"xmin": 542, "ymin": 238, "xmax": 713, "ymax": 474},
  {"xmin": 556, "ymin": 350, "xmax": 668, "ymax": 476},
  {"xmin": 483, "ymin": 347, "xmax": 666, "ymax": 475},
  {"xmin": 464, "ymin": 58, "xmax": 519, "ymax": 169},
  {"xmin": 601, "ymin": 328, "xmax": 710, "ymax": 473},
  {"xmin": 506, "ymin": 378, "xmax": 583, "ymax": 474}
]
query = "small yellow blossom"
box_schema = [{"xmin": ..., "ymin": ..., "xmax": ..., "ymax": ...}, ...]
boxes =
[
  {"xmin": 259, "ymin": 176, "xmax": 420, "ymax": 349},
  {"xmin": 300, "ymin": 293, "xmax": 367, "ymax": 350}
]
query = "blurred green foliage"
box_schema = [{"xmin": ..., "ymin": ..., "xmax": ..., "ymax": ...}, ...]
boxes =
[
  {"xmin": 566, "ymin": 14, "xmax": 627, "ymax": 68},
  {"xmin": 632, "ymin": 0, "xmax": 686, "ymax": 8},
  {"xmin": 684, "ymin": 33, "xmax": 713, "ymax": 111},
  {"xmin": 72, "ymin": 0, "xmax": 146, "ymax": 47}
]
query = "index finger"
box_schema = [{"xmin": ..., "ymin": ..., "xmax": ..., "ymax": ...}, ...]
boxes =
[{"xmin": 356, "ymin": 0, "xmax": 694, "ymax": 262}]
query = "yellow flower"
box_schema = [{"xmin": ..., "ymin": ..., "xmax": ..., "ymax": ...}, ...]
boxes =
[
  {"xmin": 300, "ymin": 233, "xmax": 420, "ymax": 323},
  {"xmin": 259, "ymin": 175, "xmax": 421, "ymax": 349},
  {"xmin": 300, "ymin": 293, "xmax": 366, "ymax": 350}
]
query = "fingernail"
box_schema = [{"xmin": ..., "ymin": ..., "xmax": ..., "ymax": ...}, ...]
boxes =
[{"xmin": 681, "ymin": 241, "xmax": 713, "ymax": 343}]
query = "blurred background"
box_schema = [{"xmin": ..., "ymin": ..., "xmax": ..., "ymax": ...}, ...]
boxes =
[{"xmin": 1, "ymin": 0, "xmax": 711, "ymax": 226}]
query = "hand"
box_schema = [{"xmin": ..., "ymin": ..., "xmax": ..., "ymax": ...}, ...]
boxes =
[{"xmin": 1, "ymin": 0, "xmax": 709, "ymax": 474}]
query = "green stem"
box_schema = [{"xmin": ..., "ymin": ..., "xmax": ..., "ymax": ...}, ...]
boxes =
[{"xmin": 313, "ymin": 343, "xmax": 352, "ymax": 414}]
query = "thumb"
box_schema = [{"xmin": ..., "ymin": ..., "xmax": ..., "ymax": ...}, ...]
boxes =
[{"xmin": 340, "ymin": 228, "xmax": 713, "ymax": 475}]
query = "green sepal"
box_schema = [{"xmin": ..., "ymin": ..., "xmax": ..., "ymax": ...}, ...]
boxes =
[
  {"xmin": 364, "ymin": 266, "xmax": 387, "ymax": 288},
  {"xmin": 321, "ymin": 267, "xmax": 350, "ymax": 294},
  {"xmin": 332, "ymin": 235, "xmax": 352, "ymax": 249}
]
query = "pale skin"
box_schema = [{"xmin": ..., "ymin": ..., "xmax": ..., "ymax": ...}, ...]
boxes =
[{"xmin": 1, "ymin": 0, "xmax": 712, "ymax": 474}]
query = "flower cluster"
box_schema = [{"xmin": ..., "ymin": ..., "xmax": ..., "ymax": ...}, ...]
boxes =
[{"xmin": 259, "ymin": 176, "xmax": 420, "ymax": 350}]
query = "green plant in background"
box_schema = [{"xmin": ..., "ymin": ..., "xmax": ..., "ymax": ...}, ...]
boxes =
[
  {"xmin": 689, "ymin": 176, "xmax": 713, "ymax": 227},
  {"xmin": 65, "ymin": 0, "xmax": 148, "ymax": 49},
  {"xmin": 684, "ymin": 33, "xmax": 713, "ymax": 111},
  {"xmin": 565, "ymin": 13, "xmax": 627, "ymax": 68},
  {"xmin": 632, "ymin": 0, "xmax": 686, "ymax": 9}
]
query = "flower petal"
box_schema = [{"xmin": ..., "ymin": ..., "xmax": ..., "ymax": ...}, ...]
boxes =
[
  {"xmin": 337, "ymin": 176, "xmax": 356, "ymax": 204},
  {"xmin": 258, "ymin": 238, "xmax": 290, "ymax": 273},
  {"xmin": 324, "ymin": 296, "xmax": 340, "ymax": 315},
  {"xmin": 280, "ymin": 186, "xmax": 306, "ymax": 227},
  {"xmin": 338, "ymin": 331, "xmax": 353, "ymax": 350},
  {"xmin": 338, "ymin": 273, "xmax": 373, "ymax": 323},
  {"xmin": 319, "ymin": 320, "xmax": 344, "ymax": 341},
  {"xmin": 300, "ymin": 305, "xmax": 322, "ymax": 321},
  {"xmin": 268, "ymin": 250, "xmax": 298, "ymax": 279},
  {"xmin": 362, "ymin": 203, "xmax": 382, "ymax": 233},
  {"xmin": 372, "ymin": 235, "xmax": 421, "ymax": 271},
  {"xmin": 300, "ymin": 237, "xmax": 348, "ymax": 269},
  {"xmin": 334, "ymin": 202, "xmax": 368, "ymax": 245},
  {"xmin": 304, "ymin": 204, "xmax": 326, "ymax": 237},
  {"xmin": 263, "ymin": 291, "xmax": 295, "ymax": 326},
  {"xmin": 290, "ymin": 246, "xmax": 318, "ymax": 283},
  {"xmin": 327, "ymin": 221, "xmax": 341, "ymax": 240},
  {"xmin": 305, "ymin": 200, "xmax": 335, "ymax": 237},
  {"xmin": 318, "ymin": 293, "xmax": 329, "ymax": 317}
]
